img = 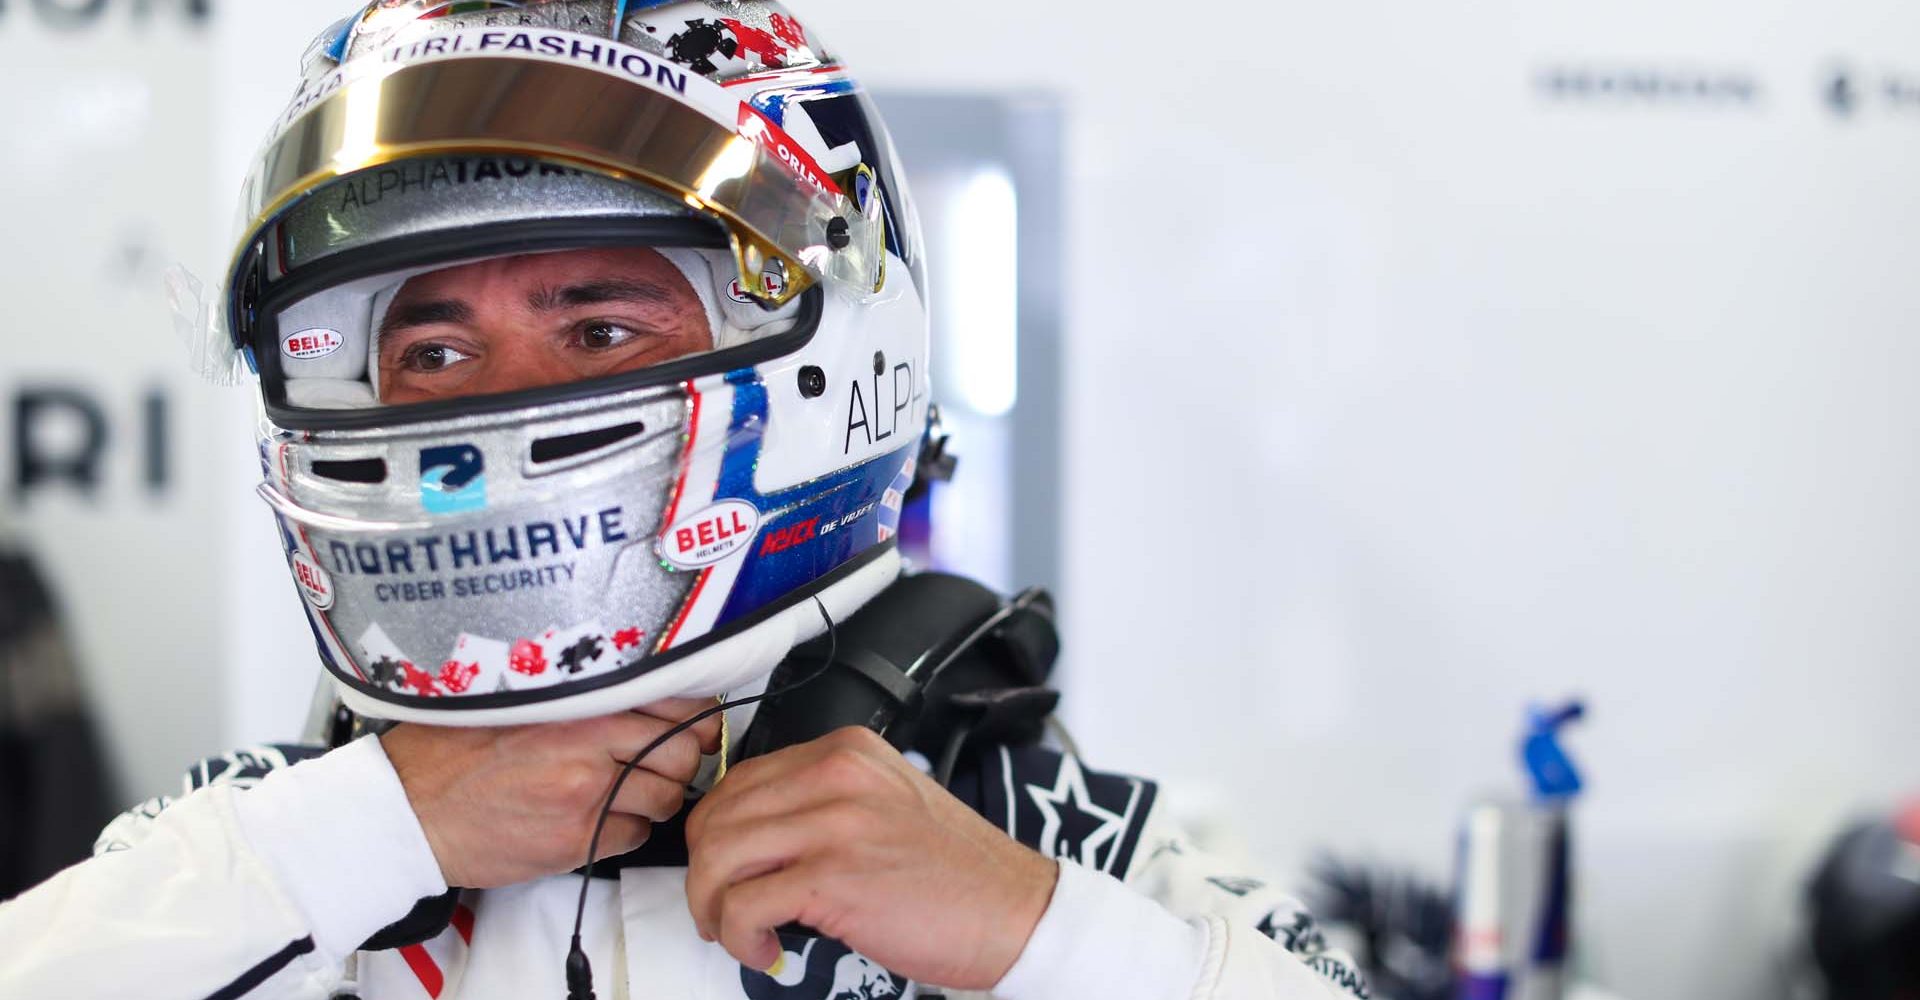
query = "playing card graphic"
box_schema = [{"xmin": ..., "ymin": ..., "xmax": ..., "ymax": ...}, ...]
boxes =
[
  {"xmin": 539, "ymin": 624, "xmax": 622, "ymax": 677},
  {"xmin": 508, "ymin": 637, "xmax": 550, "ymax": 678},
  {"xmin": 629, "ymin": 5, "xmax": 821, "ymax": 78},
  {"xmin": 359, "ymin": 622, "xmax": 407, "ymax": 664},
  {"xmin": 443, "ymin": 633, "xmax": 511, "ymax": 693},
  {"xmin": 358, "ymin": 623, "xmax": 424, "ymax": 694},
  {"xmin": 353, "ymin": 624, "xmax": 444, "ymax": 696},
  {"xmin": 611, "ymin": 626, "xmax": 647, "ymax": 653},
  {"xmin": 489, "ymin": 623, "xmax": 623, "ymax": 692},
  {"xmin": 355, "ymin": 619, "xmax": 650, "ymax": 699},
  {"xmin": 437, "ymin": 660, "xmax": 481, "ymax": 694}
]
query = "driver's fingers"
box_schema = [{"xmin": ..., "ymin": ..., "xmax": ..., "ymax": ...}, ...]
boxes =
[
  {"xmin": 631, "ymin": 698, "xmax": 726, "ymax": 755},
  {"xmin": 589, "ymin": 814, "xmax": 653, "ymax": 862},
  {"xmin": 610, "ymin": 767, "xmax": 691, "ymax": 823}
]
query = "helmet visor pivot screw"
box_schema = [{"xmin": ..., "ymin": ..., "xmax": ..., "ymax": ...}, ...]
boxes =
[{"xmin": 799, "ymin": 366, "xmax": 828, "ymax": 398}]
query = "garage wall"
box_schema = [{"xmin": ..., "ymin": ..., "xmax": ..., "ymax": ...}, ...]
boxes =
[
  {"xmin": 0, "ymin": 5, "xmax": 227, "ymax": 804},
  {"xmin": 794, "ymin": 4, "xmax": 1920, "ymax": 998}
]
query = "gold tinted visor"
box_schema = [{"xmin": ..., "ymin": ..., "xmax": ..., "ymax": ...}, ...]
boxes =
[{"xmin": 234, "ymin": 52, "xmax": 884, "ymax": 309}]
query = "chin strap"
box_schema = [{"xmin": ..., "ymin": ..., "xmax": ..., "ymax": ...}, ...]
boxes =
[
  {"xmin": 565, "ymin": 598, "xmax": 843, "ymax": 1000},
  {"xmin": 715, "ymin": 695, "xmax": 732, "ymax": 782}
]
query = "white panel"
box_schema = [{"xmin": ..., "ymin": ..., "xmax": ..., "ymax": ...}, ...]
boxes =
[
  {"xmin": 0, "ymin": 10, "xmax": 224, "ymax": 803},
  {"xmin": 790, "ymin": 4, "xmax": 1920, "ymax": 999},
  {"xmin": 943, "ymin": 168, "xmax": 1019, "ymax": 418}
]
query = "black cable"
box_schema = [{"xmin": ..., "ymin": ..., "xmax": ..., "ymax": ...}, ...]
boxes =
[
  {"xmin": 903, "ymin": 585, "xmax": 1047, "ymax": 685},
  {"xmin": 565, "ymin": 596, "xmax": 842, "ymax": 1000},
  {"xmin": 934, "ymin": 722, "xmax": 973, "ymax": 791}
]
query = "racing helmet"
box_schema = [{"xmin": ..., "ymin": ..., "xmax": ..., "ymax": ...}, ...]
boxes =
[{"xmin": 217, "ymin": 0, "xmax": 929, "ymax": 725}]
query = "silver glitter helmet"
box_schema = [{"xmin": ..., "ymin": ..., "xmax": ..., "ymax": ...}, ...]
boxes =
[{"xmin": 220, "ymin": 0, "xmax": 929, "ymax": 725}]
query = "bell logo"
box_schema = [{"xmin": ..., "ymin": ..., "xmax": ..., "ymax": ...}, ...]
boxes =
[
  {"xmin": 282, "ymin": 328, "xmax": 344, "ymax": 361},
  {"xmin": 291, "ymin": 551, "xmax": 335, "ymax": 610},
  {"xmin": 660, "ymin": 499, "xmax": 760, "ymax": 569}
]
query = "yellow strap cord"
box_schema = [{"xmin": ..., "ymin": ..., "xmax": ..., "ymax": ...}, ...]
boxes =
[{"xmin": 714, "ymin": 695, "xmax": 731, "ymax": 783}]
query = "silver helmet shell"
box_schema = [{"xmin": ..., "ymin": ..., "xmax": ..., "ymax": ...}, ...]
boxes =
[{"xmin": 229, "ymin": 0, "xmax": 929, "ymax": 724}]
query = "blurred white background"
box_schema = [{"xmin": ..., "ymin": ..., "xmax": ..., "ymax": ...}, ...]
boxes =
[{"xmin": 4, "ymin": 3, "xmax": 1920, "ymax": 998}]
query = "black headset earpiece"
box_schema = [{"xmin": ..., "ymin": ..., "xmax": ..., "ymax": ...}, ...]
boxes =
[{"xmin": 737, "ymin": 572, "xmax": 1058, "ymax": 764}]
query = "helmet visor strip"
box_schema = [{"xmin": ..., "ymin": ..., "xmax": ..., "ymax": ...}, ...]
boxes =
[
  {"xmin": 268, "ymin": 240, "xmax": 806, "ymax": 412},
  {"xmin": 229, "ymin": 41, "xmax": 885, "ymax": 340}
]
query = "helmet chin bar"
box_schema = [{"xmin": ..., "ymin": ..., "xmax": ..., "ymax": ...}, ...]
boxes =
[{"xmin": 334, "ymin": 546, "xmax": 901, "ymax": 726}]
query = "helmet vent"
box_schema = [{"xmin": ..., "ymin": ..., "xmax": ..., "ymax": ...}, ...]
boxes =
[
  {"xmin": 310, "ymin": 458, "xmax": 388, "ymax": 484},
  {"xmin": 530, "ymin": 422, "xmax": 648, "ymax": 465}
]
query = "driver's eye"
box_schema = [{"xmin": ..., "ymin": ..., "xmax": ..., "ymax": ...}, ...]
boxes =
[
  {"xmin": 404, "ymin": 344, "xmax": 471, "ymax": 372},
  {"xmin": 579, "ymin": 321, "xmax": 642, "ymax": 351}
]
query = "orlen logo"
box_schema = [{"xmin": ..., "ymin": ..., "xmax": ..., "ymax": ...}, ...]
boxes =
[
  {"xmin": 737, "ymin": 105, "xmax": 839, "ymax": 197},
  {"xmin": 291, "ymin": 551, "xmax": 335, "ymax": 610},
  {"xmin": 772, "ymin": 142, "xmax": 825, "ymax": 191},
  {"xmin": 282, "ymin": 328, "xmax": 345, "ymax": 361},
  {"xmin": 660, "ymin": 499, "xmax": 760, "ymax": 569}
]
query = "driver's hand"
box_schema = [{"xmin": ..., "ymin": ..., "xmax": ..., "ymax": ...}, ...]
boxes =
[
  {"xmin": 684, "ymin": 726, "xmax": 1058, "ymax": 990},
  {"xmin": 380, "ymin": 699, "xmax": 721, "ymax": 889}
]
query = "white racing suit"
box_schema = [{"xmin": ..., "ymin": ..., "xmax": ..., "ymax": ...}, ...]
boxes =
[{"xmin": 0, "ymin": 735, "xmax": 1369, "ymax": 1000}]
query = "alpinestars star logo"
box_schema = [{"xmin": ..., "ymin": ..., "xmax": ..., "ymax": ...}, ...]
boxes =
[
  {"xmin": 1026, "ymin": 755, "xmax": 1129, "ymax": 870},
  {"xmin": 981, "ymin": 747, "xmax": 1157, "ymax": 878}
]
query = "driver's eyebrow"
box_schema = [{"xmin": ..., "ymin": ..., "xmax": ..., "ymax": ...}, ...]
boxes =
[
  {"xmin": 527, "ymin": 278, "xmax": 676, "ymax": 313},
  {"xmin": 380, "ymin": 299, "xmax": 474, "ymax": 338}
]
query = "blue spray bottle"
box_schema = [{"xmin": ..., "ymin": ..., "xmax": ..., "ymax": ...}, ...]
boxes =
[{"xmin": 1454, "ymin": 701, "xmax": 1585, "ymax": 1000}]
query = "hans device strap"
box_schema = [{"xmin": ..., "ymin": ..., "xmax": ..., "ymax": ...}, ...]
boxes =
[{"xmin": 736, "ymin": 572, "xmax": 1060, "ymax": 765}]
